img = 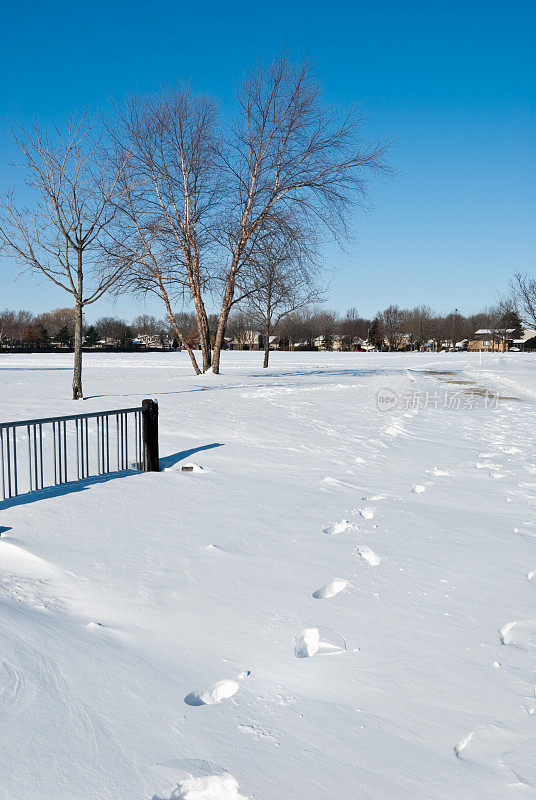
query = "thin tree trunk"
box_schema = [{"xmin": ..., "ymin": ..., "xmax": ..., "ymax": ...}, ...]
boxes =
[
  {"xmin": 156, "ymin": 270, "xmax": 201, "ymax": 374},
  {"xmin": 72, "ymin": 298, "xmax": 83, "ymax": 399},
  {"xmin": 193, "ymin": 295, "xmax": 212, "ymax": 372},
  {"xmin": 263, "ymin": 321, "xmax": 271, "ymax": 368},
  {"xmin": 168, "ymin": 311, "xmax": 201, "ymax": 375},
  {"xmin": 212, "ymin": 269, "xmax": 237, "ymax": 374}
]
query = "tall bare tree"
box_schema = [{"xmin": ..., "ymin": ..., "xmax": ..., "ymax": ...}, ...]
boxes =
[
  {"xmin": 211, "ymin": 54, "xmax": 387, "ymax": 372},
  {"xmin": 0, "ymin": 112, "xmax": 128, "ymax": 398},
  {"xmin": 110, "ymin": 87, "xmax": 218, "ymax": 374}
]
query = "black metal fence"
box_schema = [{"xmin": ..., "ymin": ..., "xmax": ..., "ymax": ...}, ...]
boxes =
[{"xmin": 0, "ymin": 399, "xmax": 159, "ymax": 501}]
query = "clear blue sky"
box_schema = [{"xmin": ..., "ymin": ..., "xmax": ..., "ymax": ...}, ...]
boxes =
[{"xmin": 1, "ymin": 0, "xmax": 534, "ymax": 322}]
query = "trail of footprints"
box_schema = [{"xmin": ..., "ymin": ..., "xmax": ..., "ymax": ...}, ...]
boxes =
[
  {"xmin": 183, "ymin": 439, "xmax": 536, "ymax": 794},
  {"xmin": 185, "ymin": 475, "xmax": 439, "ymax": 710},
  {"xmin": 453, "ymin": 435, "xmax": 536, "ymax": 793},
  {"xmin": 299, "ymin": 479, "xmax": 432, "ymax": 658}
]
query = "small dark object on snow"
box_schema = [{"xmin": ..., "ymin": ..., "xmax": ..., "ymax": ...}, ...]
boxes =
[{"xmin": 182, "ymin": 465, "xmax": 194, "ymax": 472}]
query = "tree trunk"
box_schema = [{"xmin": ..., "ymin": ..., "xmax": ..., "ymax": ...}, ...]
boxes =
[
  {"xmin": 263, "ymin": 321, "xmax": 271, "ymax": 368},
  {"xmin": 158, "ymin": 274, "xmax": 202, "ymax": 375},
  {"xmin": 72, "ymin": 299, "xmax": 83, "ymax": 400},
  {"xmin": 212, "ymin": 270, "xmax": 237, "ymax": 374},
  {"xmin": 170, "ymin": 317, "xmax": 201, "ymax": 375},
  {"xmin": 193, "ymin": 297, "xmax": 212, "ymax": 372}
]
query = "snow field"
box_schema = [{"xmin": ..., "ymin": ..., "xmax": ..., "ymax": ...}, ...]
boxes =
[{"xmin": 0, "ymin": 350, "xmax": 535, "ymax": 799}]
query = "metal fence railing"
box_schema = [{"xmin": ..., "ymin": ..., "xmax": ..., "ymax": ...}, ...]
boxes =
[{"xmin": 0, "ymin": 399, "xmax": 159, "ymax": 501}]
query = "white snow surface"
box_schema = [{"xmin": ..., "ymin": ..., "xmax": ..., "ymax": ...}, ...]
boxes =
[{"xmin": 1, "ymin": 350, "xmax": 536, "ymax": 799}]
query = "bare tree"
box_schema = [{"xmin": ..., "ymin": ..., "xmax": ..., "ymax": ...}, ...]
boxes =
[
  {"xmin": 237, "ymin": 232, "xmax": 322, "ymax": 367},
  {"xmin": 405, "ymin": 305, "xmax": 435, "ymax": 351},
  {"xmin": 0, "ymin": 112, "xmax": 128, "ymax": 398},
  {"xmin": 38, "ymin": 307, "xmax": 77, "ymax": 342},
  {"xmin": 442, "ymin": 308, "xmax": 465, "ymax": 350},
  {"xmin": 110, "ymin": 55, "xmax": 386, "ymax": 375},
  {"xmin": 510, "ymin": 272, "xmax": 536, "ymax": 329},
  {"xmin": 338, "ymin": 307, "xmax": 369, "ymax": 350},
  {"xmin": 95, "ymin": 316, "xmax": 133, "ymax": 347},
  {"xmin": 379, "ymin": 305, "xmax": 403, "ymax": 351},
  {"xmin": 110, "ymin": 86, "xmax": 218, "ymax": 374},
  {"xmin": 211, "ymin": 53, "xmax": 388, "ymax": 373},
  {"xmin": 0, "ymin": 309, "xmax": 34, "ymax": 347}
]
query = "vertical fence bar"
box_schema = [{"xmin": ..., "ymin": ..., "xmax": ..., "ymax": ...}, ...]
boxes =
[
  {"xmin": 97, "ymin": 417, "xmax": 101, "ymax": 475},
  {"xmin": 6, "ymin": 427, "xmax": 11, "ymax": 498},
  {"xmin": 116, "ymin": 414, "xmax": 120, "ymax": 470},
  {"xmin": 84, "ymin": 418, "xmax": 89, "ymax": 478},
  {"xmin": 12, "ymin": 428, "xmax": 18, "ymax": 496},
  {"xmin": 134, "ymin": 411, "xmax": 139, "ymax": 469},
  {"xmin": 121, "ymin": 414, "xmax": 125, "ymax": 470},
  {"xmin": 27, "ymin": 425, "xmax": 33, "ymax": 492},
  {"xmin": 124, "ymin": 413, "xmax": 128, "ymax": 469},
  {"xmin": 33, "ymin": 425, "xmax": 38, "ymax": 491},
  {"xmin": 62, "ymin": 421, "xmax": 68, "ymax": 483},
  {"xmin": 0, "ymin": 428, "xmax": 5, "ymax": 499},
  {"xmin": 53, "ymin": 421, "xmax": 57, "ymax": 485},
  {"xmin": 39, "ymin": 424, "xmax": 43, "ymax": 490},
  {"xmin": 75, "ymin": 419, "xmax": 80, "ymax": 479},
  {"xmin": 106, "ymin": 416, "xmax": 110, "ymax": 472}
]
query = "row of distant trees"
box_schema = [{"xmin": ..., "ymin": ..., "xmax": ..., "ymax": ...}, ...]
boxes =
[
  {"xmin": 0, "ymin": 308, "xmax": 169, "ymax": 350},
  {"xmin": 0, "ymin": 52, "xmax": 387, "ymax": 397},
  {"xmin": 2, "ymin": 291, "xmax": 534, "ymax": 355}
]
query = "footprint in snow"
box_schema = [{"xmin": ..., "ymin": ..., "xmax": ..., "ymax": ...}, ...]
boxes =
[
  {"xmin": 499, "ymin": 620, "xmax": 536, "ymax": 647},
  {"xmin": 294, "ymin": 627, "xmax": 347, "ymax": 658},
  {"xmin": 323, "ymin": 519, "xmax": 354, "ymax": 535},
  {"xmin": 359, "ymin": 507, "xmax": 375, "ymax": 520},
  {"xmin": 169, "ymin": 773, "xmax": 249, "ymax": 799},
  {"xmin": 312, "ymin": 579, "xmax": 348, "ymax": 599},
  {"xmin": 294, "ymin": 627, "xmax": 320, "ymax": 658},
  {"xmin": 184, "ymin": 679, "xmax": 240, "ymax": 706},
  {"xmin": 356, "ymin": 546, "xmax": 380, "ymax": 566}
]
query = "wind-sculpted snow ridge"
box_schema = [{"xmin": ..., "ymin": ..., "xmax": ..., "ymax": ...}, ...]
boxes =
[{"xmin": 1, "ymin": 351, "xmax": 536, "ymax": 799}]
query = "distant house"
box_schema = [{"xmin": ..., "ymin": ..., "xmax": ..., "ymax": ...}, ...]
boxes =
[
  {"xmin": 467, "ymin": 328, "xmax": 515, "ymax": 352},
  {"xmin": 313, "ymin": 334, "xmax": 343, "ymax": 351},
  {"xmin": 511, "ymin": 329, "xmax": 536, "ymax": 351},
  {"xmin": 135, "ymin": 333, "xmax": 170, "ymax": 349},
  {"xmin": 229, "ymin": 330, "xmax": 261, "ymax": 350}
]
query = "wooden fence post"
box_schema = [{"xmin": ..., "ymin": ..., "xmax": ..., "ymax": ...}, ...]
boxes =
[{"xmin": 142, "ymin": 399, "xmax": 160, "ymax": 472}]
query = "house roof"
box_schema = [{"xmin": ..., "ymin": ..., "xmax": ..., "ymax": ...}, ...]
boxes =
[{"xmin": 474, "ymin": 328, "xmax": 515, "ymax": 335}]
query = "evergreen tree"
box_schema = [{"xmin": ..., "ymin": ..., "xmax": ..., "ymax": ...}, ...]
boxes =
[{"xmin": 84, "ymin": 325, "xmax": 99, "ymax": 347}]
